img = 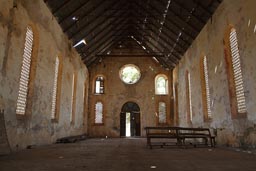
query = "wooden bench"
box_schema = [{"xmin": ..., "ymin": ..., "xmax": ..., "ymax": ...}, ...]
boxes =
[
  {"xmin": 145, "ymin": 127, "xmax": 182, "ymax": 149},
  {"xmin": 145, "ymin": 126, "xmax": 216, "ymax": 149},
  {"xmin": 178, "ymin": 127, "xmax": 216, "ymax": 147}
]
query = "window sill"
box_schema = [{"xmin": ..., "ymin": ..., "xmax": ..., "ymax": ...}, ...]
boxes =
[
  {"xmin": 93, "ymin": 123, "xmax": 104, "ymax": 126},
  {"xmin": 16, "ymin": 114, "xmax": 30, "ymax": 120},
  {"xmin": 94, "ymin": 93, "xmax": 104, "ymax": 95},
  {"xmin": 232, "ymin": 112, "xmax": 247, "ymax": 119}
]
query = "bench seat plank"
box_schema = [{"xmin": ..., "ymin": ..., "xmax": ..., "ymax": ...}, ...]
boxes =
[{"xmin": 145, "ymin": 126, "xmax": 216, "ymax": 149}]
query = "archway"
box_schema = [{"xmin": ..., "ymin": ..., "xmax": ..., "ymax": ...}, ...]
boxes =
[{"xmin": 120, "ymin": 102, "xmax": 140, "ymax": 137}]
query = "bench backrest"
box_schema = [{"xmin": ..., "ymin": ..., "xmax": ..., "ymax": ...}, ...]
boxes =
[{"xmin": 145, "ymin": 126, "xmax": 212, "ymax": 137}]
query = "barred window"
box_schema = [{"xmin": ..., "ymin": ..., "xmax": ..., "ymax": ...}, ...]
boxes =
[
  {"xmin": 16, "ymin": 27, "xmax": 33, "ymax": 115},
  {"xmin": 83, "ymin": 81, "xmax": 88, "ymax": 125},
  {"xmin": 51, "ymin": 56, "xmax": 59, "ymax": 119},
  {"xmin": 186, "ymin": 71, "xmax": 192, "ymax": 122},
  {"xmin": 95, "ymin": 102, "xmax": 103, "ymax": 124},
  {"xmin": 229, "ymin": 28, "xmax": 246, "ymax": 113},
  {"xmin": 158, "ymin": 102, "xmax": 167, "ymax": 124},
  {"xmin": 70, "ymin": 73, "xmax": 77, "ymax": 123},
  {"xmin": 201, "ymin": 56, "xmax": 212, "ymax": 120}
]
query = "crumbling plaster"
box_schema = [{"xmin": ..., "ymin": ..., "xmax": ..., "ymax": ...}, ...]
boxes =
[
  {"xmin": 0, "ymin": 0, "xmax": 89, "ymax": 151},
  {"xmin": 173, "ymin": 0, "xmax": 256, "ymax": 148}
]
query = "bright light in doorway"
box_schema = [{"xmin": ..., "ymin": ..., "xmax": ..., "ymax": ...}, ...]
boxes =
[{"xmin": 126, "ymin": 112, "xmax": 131, "ymax": 137}]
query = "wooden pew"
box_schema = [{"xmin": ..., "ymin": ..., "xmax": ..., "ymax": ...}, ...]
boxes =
[
  {"xmin": 144, "ymin": 126, "xmax": 182, "ymax": 149},
  {"xmin": 145, "ymin": 126, "xmax": 216, "ymax": 149},
  {"xmin": 178, "ymin": 127, "xmax": 216, "ymax": 147}
]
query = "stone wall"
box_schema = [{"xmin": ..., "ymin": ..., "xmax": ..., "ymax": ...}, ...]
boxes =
[
  {"xmin": 0, "ymin": 110, "xmax": 11, "ymax": 155},
  {"xmin": 173, "ymin": 0, "xmax": 256, "ymax": 148},
  {"xmin": 88, "ymin": 45, "xmax": 173, "ymax": 137},
  {"xmin": 0, "ymin": 0, "xmax": 89, "ymax": 151}
]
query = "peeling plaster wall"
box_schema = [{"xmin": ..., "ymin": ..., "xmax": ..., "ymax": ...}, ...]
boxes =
[
  {"xmin": 174, "ymin": 0, "xmax": 256, "ymax": 148},
  {"xmin": 88, "ymin": 55, "xmax": 172, "ymax": 137},
  {"xmin": 0, "ymin": 0, "xmax": 89, "ymax": 151}
]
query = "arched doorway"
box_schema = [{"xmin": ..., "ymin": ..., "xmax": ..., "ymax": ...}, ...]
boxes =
[{"xmin": 120, "ymin": 102, "xmax": 141, "ymax": 137}]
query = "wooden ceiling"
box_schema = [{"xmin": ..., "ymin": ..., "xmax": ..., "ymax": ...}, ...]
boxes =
[{"xmin": 44, "ymin": 0, "xmax": 222, "ymax": 69}]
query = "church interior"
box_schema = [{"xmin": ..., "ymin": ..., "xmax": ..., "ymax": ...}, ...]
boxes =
[{"xmin": 1, "ymin": 0, "xmax": 256, "ymax": 170}]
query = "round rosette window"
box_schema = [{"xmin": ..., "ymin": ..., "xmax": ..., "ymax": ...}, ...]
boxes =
[{"xmin": 119, "ymin": 64, "xmax": 141, "ymax": 84}]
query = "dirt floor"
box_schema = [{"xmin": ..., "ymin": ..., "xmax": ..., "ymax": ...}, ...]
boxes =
[{"xmin": 0, "ymin": 138, "xmax": 256, "ymax": 171}]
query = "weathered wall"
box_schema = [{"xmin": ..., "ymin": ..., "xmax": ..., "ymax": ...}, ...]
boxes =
[
  {"xmin": 0, "ymin": 0, "xmax": 89, "ymax": 151},
  {"xmin": 0, "ymin": 110, "xmax": 11, "ymax": 155},
  {"xmin": 88, "ymin": 48, "xmax": 172, "ymax": 137},
  {"xmin": 173, "ymin": 0, "xmax": 256, "ymax": 148}
]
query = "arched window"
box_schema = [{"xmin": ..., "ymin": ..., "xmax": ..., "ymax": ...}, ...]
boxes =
[
  {"xmin": 95, "ymin": 76, "xmax": 104, "ymax": 94},
  {"xmin": 224, "ymin": 26, "xmax": 247, "ymax": 118},
  {"xmin": 51, "ymin": 56, "xmax": 59, "ymax": 119},
  {"xmin": 83, "ymin": 80, "xmax": 88, "ymax": 125},
  {"xmin": 155, "ymin": 74, "xmax": 168, "ymax": 95},
  {"xmin": 158, "ymin": 102, "xmax": 167, "ymax": 124},
  {"xmin": 70, "ymin": 72, "xmax": 77, "ymax": 124},
  {"xmin": 95, "ymin": 101, "xmax": 103, "ymax": 124},
  {"xmin": 186, "ymin": 71, "xmax": 192, "ymax": 123},
  {"xmin": 16, "ymin": 26, "xmax": 34, "ymax": 115},
  {"xmin": 200, "ymin": 55, "xmax": 212, "ymax": 121}
]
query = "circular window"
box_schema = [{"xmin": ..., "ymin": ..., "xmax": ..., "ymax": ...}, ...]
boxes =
[{"xmin": 119, "ymin": 64, "xmax": 141, "ymax": 84}]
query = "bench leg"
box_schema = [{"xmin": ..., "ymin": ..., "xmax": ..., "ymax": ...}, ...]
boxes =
[
  {"xmin": 147, "ymin": 137, "xmax": 153, "ymax": 149},
  {"xmin": 210, "ymin": 137, "xmax": 216, "ymax": 148},
  {"xmin": 177, "ymin": 138, "xmax": 182, "ymax": 147},
  {"xmin": 204, "ymin": 137, "xmax": 208, "ymax": 146}
]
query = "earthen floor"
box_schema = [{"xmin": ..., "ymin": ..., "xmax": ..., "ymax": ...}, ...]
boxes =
[{"xmin": 0, "ymin": 138, "xmax": 256, "ymax": 171}]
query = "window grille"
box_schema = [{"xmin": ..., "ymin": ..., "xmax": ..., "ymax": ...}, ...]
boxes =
[
  {"xmin": 16, "ymin": 27, "xmax": 33, "ymax": 115},
  {"xmin": 70, "ymin": 73, "xmax": 75, "ymax": 122},
  {"xmin": 229, "ymin": 28, "xmax": 246, "ymax": 113},
  {"xmin": 158, "ymin": 102, "xmax": 166, "ymax": 123},
  {"xmin": 203, "ymin": 56, "xmax": 212, "ymax": 118},
  {"xmin": 51, "ymin": 56, "xmax": 59, "ymax": 119},
  {"xmin": 95, "ymin": 102, "xmax": 103, "ymax": 124},
  {"xmin": 186, "ymin": 72, "xmax": 192, "ymax": 122}
]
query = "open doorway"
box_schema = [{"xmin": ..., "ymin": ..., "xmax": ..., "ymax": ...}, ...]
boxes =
[{"xmin": 120, "ymin": 102, "xmax": 140, "ymax": 137}]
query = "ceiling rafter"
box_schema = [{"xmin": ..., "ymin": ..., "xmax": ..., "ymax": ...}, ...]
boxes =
[
  {"xmin": 131, "ymin": 35, "xmax": 175, "ymax": 68},
  {"xmin": 133, "ymin": 24, "xmax": 181, "ymax": 62},
  {"xmin": 130, "ymin": 10, "xmax": 185, "ymax": 56},
  {"xmin": 193, "ymin": 0, "xmax": 214, "ymax": 16},
  {"xmin": 165, "ymin": 0, "xmax": 206, "ymax": 25},
  {"xmin": 45, "ymin": 0, "xmax": 222, "ymax": 68},
  {"xmin": 85, "ymin": 35, "xmax": 125, "ymax": 66},
  {"xmin": 150, "ymin": 0, "xmax": 201, "ymax": 33},
  {"xmin": 69, "ymin": 0, "xmax": 127, "ymax": 41},
  {"xmin": 79, "ymin": 15, "xmax": 130, "ymax": 54},
  {"xmin": 58, "ymin": 0, "xmax": 90, "ymax": 23},
  {"xmin": 81, "ymin": 20, "xmax": 130, "ymax": 59},
  {"xmin": 144, "ymin": 1, "xmax": 198, "ymax": 39},
  {"xmin": 133, "ymin": 1, "xmax": 194, "ymax": 44},
  {"xmin": 135, "ymin": 34, "xmax": 179, "ymax": 66},
  {"xmin": 75, "ymin": 18, "xmax": 128, "ymax": 52},
  {"xmin": 72, "ymin": 4, "xmax": 127, "ymax": 46},
  {"xmin": 52, "ymin": 0, "xmax": 71, "ymax": 14},
  {"xmin": 132, "ymin": 3, "xmax": 190, "ymax": 51},
  {"xmin": 63, "ymin": 0, "xmax": 109, "ymax": 33}
]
